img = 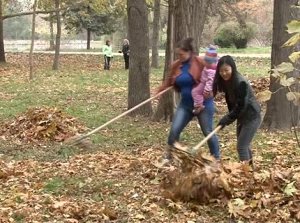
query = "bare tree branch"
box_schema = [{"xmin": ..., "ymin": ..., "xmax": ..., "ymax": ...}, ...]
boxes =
[{"xmin": 2, "ymin": 8, "xmax": 65, "ymax": 20}]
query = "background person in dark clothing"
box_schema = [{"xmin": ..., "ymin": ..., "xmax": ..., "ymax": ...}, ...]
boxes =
[
  {"xmin": 213, "ymin": 55, "xmax": 261, "ymax": 164},
  {"xmin": 119, "ymin": 39, "xmax": 130, "ymax": 69}
]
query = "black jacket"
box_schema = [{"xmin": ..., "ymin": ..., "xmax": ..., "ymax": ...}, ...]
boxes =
[
  {"xmin": 223, "ymin": 73, "xmax": 261, "ymax": 124},
  {"xmin": 122, "ymin": 44, "xmax": 129, "ymax": 55}
]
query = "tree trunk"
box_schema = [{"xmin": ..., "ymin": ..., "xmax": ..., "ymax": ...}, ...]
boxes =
[
  {"xmin": 127, "ymin": 0, "xmax": 152, "ymax": 116},
  {"xmin": 174, "ymin": 0, "xmax": 209, "ymax": 54},
  {"xmin": 87, "ymin": 28, "xmax": 91, "ymax": 50},
  {"xmin": 29, "ymin": 0, "xmax": 38, "ymax": 80},
  {"xmin": 0, "ymin": 0, "xmax": 5, "ymax": 63},
  {"xmin": 151, "ymin": 0, "xmax": 160, "ymax": 68},
  {"xmin": 262, "ymin": 0, "xmax": 300, "ymax": 130},
  {"xmin": 49, "ymin": 13, "xmax": 55, "ymax": 50},
  {"xmin": 153, "ymin": 0, "xmax": 209, "ymax": 121},
  {"xmin": 52, "ymin": 0, "xmax": 61, "ymax": 70},
  {"xmin": 152, "ymin": 0, "xmax": 175, "ymax": 121}
]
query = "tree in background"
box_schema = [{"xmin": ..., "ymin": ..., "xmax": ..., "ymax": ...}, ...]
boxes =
[
  {"xmin": 38, "ymin": 0, "xmax": 57, "ymax": 50},
  {"xmin": 151, "ymin": 0, "xmax": 160, "ymax": 68},
  {"xmin": 3, "ymin": 0, "xmax": 31, "ymax": 39},
  {"xmin": 154, "ymin": 0, "xmax": 210, "ymax": 121},
  {"xmin": 262, "ymin": 0, "xmax": 300, "ymax": 130},
  {"xmin": 0, "ymin": 0, "xmax": 5, "ymax": 62},
  {"xmin": 127, "ymin": 0, "xmax": 152, "ymax": 116},
  {"xmin": 152, "ymin": 0, "xmax": 174, "ymax": 121},
  {"xmin": 63, "ymin": 0, "xmax": 125, "ymax": 50},
  {"xmin": 29, "ymin": 0, "xmax": 37, "ymax": 80},
  {"xmin": 52, "ymin": 0, "xmax": 61, "ymax": 70}
]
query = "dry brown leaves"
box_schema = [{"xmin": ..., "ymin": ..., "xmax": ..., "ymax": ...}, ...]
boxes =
[
  {"xmin": 0, "ymin": 107, "xmax": 87, "ymax": 143},
  {"xmin": 250, "ymin": 77, "xmax": 270, "ymax": 94},
  {"xmin": 160, "ymin": 154, "xmax": 300, "ymax": 222}
]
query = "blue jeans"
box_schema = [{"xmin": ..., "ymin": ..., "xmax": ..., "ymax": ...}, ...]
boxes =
[
  {"xmin": 236, "ymin": 115, "xmax": 261, "ymax": 161},
  {"xmin": 167, "ymin": 99, "xmax": 220, "ymax": 159}
]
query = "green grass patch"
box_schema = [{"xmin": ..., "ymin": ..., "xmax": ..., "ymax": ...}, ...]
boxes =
[{"xmin": 201, "ymin": 46, "xmax": 271, "ymax": 54}]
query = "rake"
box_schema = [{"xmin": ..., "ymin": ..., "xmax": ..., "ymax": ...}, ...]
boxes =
[
  {"xmin": 173, "ymin": 125, "xmax": 222, "ymax": 159},
  {"xmin": 65, "ymin": 87, "xmax": 173, "ymax": 147}
]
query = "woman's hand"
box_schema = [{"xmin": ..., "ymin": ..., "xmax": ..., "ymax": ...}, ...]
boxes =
[{"xmin": 217, "ymin": 115, "xmax": 232, "ymax": 129}]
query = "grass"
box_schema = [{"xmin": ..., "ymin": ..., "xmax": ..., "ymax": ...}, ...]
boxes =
[
  {"xmin": 32, "ymin": 47, "xmax": 272, "ymax": 55},
  {"xmin": 0, "ymin": 54, "xmax": 270, "ymax": 162},
  {"xmin": 204, "ymin": 46, "xmax": 271, "ymax": 54}
]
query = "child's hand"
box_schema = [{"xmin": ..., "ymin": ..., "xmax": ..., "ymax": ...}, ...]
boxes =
[
  {"xmin": 193, "ymin": 105, "xmax": 205, "ymax": 115},
  {"xmin": 204, "ymin": 91, "xmax": 213, "ymax": 99}
]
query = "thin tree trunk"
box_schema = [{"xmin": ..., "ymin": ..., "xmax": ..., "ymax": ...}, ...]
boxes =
[
  {"xmin": 151, "ymin": 0, "xmax": 160, "ymax": 68},
  {"xmin": 52, "ymin": 0, "xmax": 61, "ymax": 70},
  {"xmin": 153, "ymin": 0, "xmax": 174, "ymax": 121},
  {"xmin": 29, "ymin": 0, "xmax": 38, "ymax": 80},
  {"xmin": 87, "ymin": 28, "xmax": 91, "ymax": 50},
  {"xmin": 49, "ymin": 13, "xmax": 55, "ymax": 50},
  {"xmin": 0, "ymin": 0, "xmax": 5, "ymax": 62},
  {"xmin": 262, "ymin": 0, "xmax": 300, "ymax": 130},
  {"xmin": 127, "ymin": 0, "xmax": 152, "ymax": 116}
]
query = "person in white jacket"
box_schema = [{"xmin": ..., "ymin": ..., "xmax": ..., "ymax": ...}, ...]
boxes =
[{"xmin": 103, "ymin": 40, "xmax": 113, "ymax": 70}]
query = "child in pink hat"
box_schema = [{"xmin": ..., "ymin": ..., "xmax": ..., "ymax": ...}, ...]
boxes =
[{"xmin": 192, "ymin": 45, "xmax": 218, "ymax": 114}]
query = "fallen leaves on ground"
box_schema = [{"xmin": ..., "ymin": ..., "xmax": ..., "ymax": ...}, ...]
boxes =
[
  {"xmin": 0, "ymin": 107, "xmax": 87, "ymax": 144},
  {"xmin": 1, "ymin": 53, "xmax": 300, "ymax": 222},
  {"xmin": 0, "ymin": 145, "xmax": 300, "ymax": 222}
]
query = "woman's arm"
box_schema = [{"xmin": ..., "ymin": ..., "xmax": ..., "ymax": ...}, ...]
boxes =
[
  {"xmin": 156, "ymin": 66, "xmax": 173, "ymax": 93},
  {"xmin": 218, "ymin": 81, "xmax": 249, "ymax": 127}
]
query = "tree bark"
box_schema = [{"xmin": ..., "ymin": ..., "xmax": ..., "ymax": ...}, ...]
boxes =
[
  {"xmin": 87, "ymin": 28, "xmax": 91, "ymax": 50},
  {"xmin": 49, "ymin": 13, "xmax": 55, "ymax": 50},
  {"xmin": 127, "ymin": 0, "xmax": 152, "ymax": 116},
  {"xmin": 262, "ymin": 0, "xmax": 300, "ymax": 130},
  {"xmin": 52, "ymin": 0, "xmax": 61, "ymax": 70},
  {"xmin": 29, "ymin": 0, "xmax": 38, "ymax": 80},
  {"xmin": 0, "ymin": 0, "xmax": 5, "ymax": 62},
  {"xmin": 174, "ymin": 0, "xmax": 209, "ymax": 54},
  {"xmin": 151, "ymin": 0, "xmax": 160, "ymax": 68},
  {"xmin": 153, "ymin": 0, "xmax": 175, "ymax": 121},
  {"xmin": 153, "ymin": 0, "xmax": 209, "ymax": 121}
]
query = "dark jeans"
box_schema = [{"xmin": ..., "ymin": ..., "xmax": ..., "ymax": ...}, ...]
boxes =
[
  {"xmin": 104, "ymin": 55, "xmax": 111, "ymax": 70},
  {"xmin": 123, "ymin": 54, "xmax": 129, "ymax": 69},
  {"xmin": 236, "ymin": 115, "xmax": 261, "ymax": 161},
  {"xmin": 167, "ymin": 99, "xmax": 220, "ymax": 159}
]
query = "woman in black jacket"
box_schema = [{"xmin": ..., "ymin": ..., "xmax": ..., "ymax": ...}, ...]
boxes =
[
  {"xmin": 121, "ymin": 39, "xmax": 130, "ymax": 69},
  {"xmin": 213, "ymin": 55, "xmax": 261, "ymax": 164}
]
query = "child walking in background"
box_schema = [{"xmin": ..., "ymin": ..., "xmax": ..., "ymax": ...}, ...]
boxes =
[
  {"xmin": 191, "ymin": 45, "xmax": 218, "ymax": 115},
  {"xmin": 103, "ymin": 40, "xmax": 113, "ymax": 70}
]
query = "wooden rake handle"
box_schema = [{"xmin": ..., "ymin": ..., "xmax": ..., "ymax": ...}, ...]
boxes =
[
  {"xmin": 192, "ymin": 125, "xmax": 222, "ymax": 153},
  {"xmin": 76, "ymin": 86, "xmax": 173, "ymax": 140}
]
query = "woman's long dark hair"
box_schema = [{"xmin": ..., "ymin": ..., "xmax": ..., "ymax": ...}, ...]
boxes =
[{"xmin": 213, "ymin": 55, "xmax": 238, "ymax": 95}]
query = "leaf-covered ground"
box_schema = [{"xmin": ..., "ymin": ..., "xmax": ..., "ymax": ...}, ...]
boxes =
[{"xmin": 0, "ymin": 53, "xmax": 299, "ymax": 223}]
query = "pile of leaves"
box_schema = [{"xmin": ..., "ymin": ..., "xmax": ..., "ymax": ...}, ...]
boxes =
[
  {"xmin": 0, "ymin": 107, "xmax": 87, "ymax": 143},
  {"xmin": 161, "ymin": 153, "xmax": 300, "ymax": 222},
  {"xmin": 161, "ymin": 153, "xmax": 231, "ymax": 204}
]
